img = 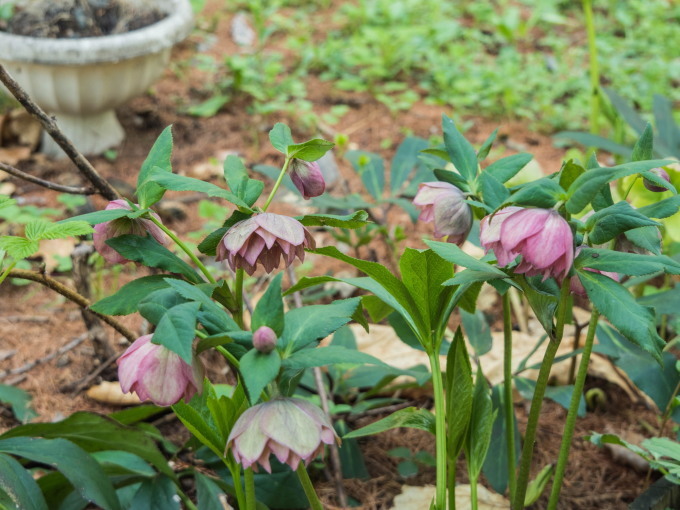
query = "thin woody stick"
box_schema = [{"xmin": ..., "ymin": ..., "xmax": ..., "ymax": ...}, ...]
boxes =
[
  {"xmin": 0, "ymin": 161, "xmax": 95, "ymax": 195},
  {"xmin": 0, "ymin": 334, "xmax": 88, "ymax": 380},
  {"xmin": 0, "ymin": 63, "xmax": 120, "ymax": 200},
  {"xmin": 7, "ymin": 268, "xmax": 136, "ymax": 343}
]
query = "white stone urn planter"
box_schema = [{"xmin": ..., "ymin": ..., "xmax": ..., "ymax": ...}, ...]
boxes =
[{"xmin": 0, "ymin": 0, "xmax": 193, "ymax": 157}]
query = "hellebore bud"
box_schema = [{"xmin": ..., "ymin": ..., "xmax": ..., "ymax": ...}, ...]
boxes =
[
  {"xmin": 413, "ymin": 182, "xmax": 473, "ymax": 246},
  {"xmin": 216, "ymin": 213, "xmax": 315, "ymax": 275},
  {"xmin": 290, "ymin": 160, "xmax": 325, "ymax": 199},
  {"xmin": 227, "ymin": 397, "xmax": 339, "ymax": 473},
  {"xmin": 480, "ymin": 207, "xmax": 574, "ymax": 281},
  {"xmin": 117, "ymin": 335, "xmax": 204, "ymax": 406},
  {"xmin": 643, "ymin": 167, "xmax": 671, "ymax": 192},
  {"xmin": 93, "ymin": 200, "xmax": 169, "ymax": 264},
  {"xmin": 253, "ymin": 326, "xmax": 277, "ymax": 353}
]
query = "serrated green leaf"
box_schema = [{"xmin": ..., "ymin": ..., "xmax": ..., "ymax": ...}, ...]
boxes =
[
  {"xmin": 575, "ymin": 247, "xmax": 680, "ymax": 276},
  {"xmin": 485, "ymin": 153, "xmax": 532, "ymax": 183},
  {"xmin": 240, "ymin": 349, "xmax": 281, "ymax": 404},
  {"xmin": 578, "ymin": 271, "xmax": 664, "ymax": 362},
  {"xmin": 287, "ymin": 139, "xmax": 334, "ymax": 161},
  {"xmin": 446, "ymin": 328, "xmax": 473, "ymax": 460},
  {"xmin": 252, "ymin": 273, "xmax": 284, "ymax": 336},
  {"xmin": 460, "ymin": 309, "xmax": 492, "ymax": 356},
  {"xmin": 137, "ymin": 126, "xmax": 173, "ymax": 208},
  {"xmin": 631, "ymin": 123, "xmax": 654, "ymax": 162},
  {"xmin": 60, "ymin": 208, "xmax": 132, "ymax": 225},
  {"xmin": 151, "ymin": 301, "xmax": 201, "ymax": 363},
  {"xmin": 504, "ymin": 177, "xmax": 565, "ymax": 209},
  {"xmin": 28, "ymin": 221, "xmax": 93, "ymax": 241},
  {"xmin": 477, "ymin": 128, "xmax": 498, "ymax": 161},
  {"xmin": 586, "ymin": 201, "xmax": 660, "ymax": 245},
  {"xmin": 465, "ymin": 366, "xmax": 496, "ymax": 478},
  {"xmin": 295, "ymin": 211, "xmax": 369, "ymax": 229},
  {"xmin": 478, "ymin": 171, "xmax": 509, "ymax": 209},
  {"xmin": 0, "ymin": 236, "xmax": 39, "ymax": 260},
  {"xmin": 433, "ymin": 168, "xmax": 470, "ymax": 192},
  {"xmin": 269, "ymin": 123, "xmax": 294, "ymax": 153},
  {"xmin": 426, "ymin": 240, "xmax": 507, "ymax": 276},
  {"xmin": 282, "ymin": 346, "xmax": 387, "ymax": 370},
  {"xmin": 281, "ymin": 298, "xmax": 361, "ymax": 351}
]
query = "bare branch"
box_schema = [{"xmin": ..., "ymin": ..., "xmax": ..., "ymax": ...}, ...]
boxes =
[
  {"xmin": 7, "ymin": 268, "xmax": 136, "ymax": 343},
  {"xmin": 0, "ymin": 63, "xmax": 120, "ymax": 201},
  {"xmin": 0, "ymin": 161, "xmax": 95, "ymax": 195}
]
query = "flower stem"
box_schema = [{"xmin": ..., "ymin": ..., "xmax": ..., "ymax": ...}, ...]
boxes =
[
  {"xmin": 262, "ymin": 157, "xmax": 292, "ymax": 212},
  {"xmin": 503, "ymin": 292, "xmax": 517, "ymax": 501},
  {"xmin": 244, "ymin": 467, "xmax": 256, "ymax": 510},
  {"xmin": 512, "ymin": 280, "xmax": 571, "ymax": 509},
  {"xmin": 147, "ymin": 216, "xmax": 216, "ymax": 284},
  {"xmin": 296, "ymin": 463, "xmax": 324, "ymax": 510},
  {"xmin": 429, "ymin": 350, "xmax": 447, "ymax": 510},
  {"xmin": 231, "ymin": 464, "xmax": 247, "ymax": 510},
  {"xmin": 547, "ymin": 310, "xmax": 600, "ymax": 509},
  {"xmin": 177, "ymin": 489, "xmax": 198, "ymax": 510},
  {"xmin": 470, "ymin": 475, "xmax": 478, "ymax": 510},
  {"xmin": 233, "ymin": 268, "xmax": 245, "ymax": 329},
  {"xmin": 216, "ymin": 345, "xmax": 240, "ymax": 369},
  {"xmin": 0, "ymin": 260, "xmax": 17, "ymax": 286},
  {"xmin": 582, "ymin": 0, "xmax": 600, "ymax": 134}
]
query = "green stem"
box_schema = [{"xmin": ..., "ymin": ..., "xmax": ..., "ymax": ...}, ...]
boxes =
[
  {"xmin": 471, "ymin": 475, "xmax": 478, "ymax": 510},
  {"xmin": 217, "ymin": 345, "xmax": 240, "ymax": 369},
  {"xmin": 512, "ymin": 280, "xmax": 571, "ymax": 510},
  {"xmin": 262, "ymin": 157, "xmax": 292, "ymax": 212},
  {"xmin": 582, "ymin": 0, "xmax": 600, "ymax": 134},
  {"xmin": 230, "ymin": 463, "xmax": 247, "ymax": 510},
  {"xmin": 447, "ymin": 457, "xmax": 457, "ymax": 510},
  {"xmin": 177, "ymin": 489, "xmax": 198, "ymax": 510},
  {"xmin": 147, "ymin": 216, "xmax": 216, "ymax": 284},
  {"xmin": 429, "ymin": 350, "xmax": 447, "ymax": 510},
  {"xmin": 244, "ymin": 467, "xmax": 256, "ymax": 510},
  {"xmin": 233, "ymin": 268, "xmax": 245, "ymax": 329},
  {"xmin": 0, "ymin": 260, "xmax": 17, "ymax": 286},
  {"xmin": 547, "ymin": 310, "xmax": 600, "ymax": 509},
  {"xmin": 503, "ymin": 292, "xmax": 517, "ymax": 501},
  {"xmin": 296, "ymin": 463, "xmax": 324, "ymax": 510}
]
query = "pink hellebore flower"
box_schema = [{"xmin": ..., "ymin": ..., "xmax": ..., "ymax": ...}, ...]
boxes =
[
  {"xmin": 290, "ymin": 160, "xmax": 325, "ymax": 199},
  {"xmin": 93, "ymin": 200, "xmax": 169, "ymax": 264},
  {"xmin": 227, "ymin": 398, "xmax": 339, "ymax": 473},
  {"xmin": 216, "ymin": 213, "xmax": 315, "ymax": 275},
  {"xmin": 570, "ymin": 246, "xmax": 620, "ymax": 297},
  {"xmin": 117, "ymin": 335, "xmax": 204, "ymax": 407},
  {"xmin": 480, "ymin": 207, "xmax": 574, "ymax": 281},
  {"xmin": 413, "ymin": 182, "xmax": 472, "ymax": 246}
]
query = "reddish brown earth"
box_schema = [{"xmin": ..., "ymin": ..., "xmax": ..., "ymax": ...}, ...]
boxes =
[{"xmin": 0, "ymin": 1, "xmax": 668, "ymax": 508}]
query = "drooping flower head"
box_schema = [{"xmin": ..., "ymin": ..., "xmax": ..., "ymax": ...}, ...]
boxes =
[
  {"xmin": 480, "ymin": 207, "xmax": 574, "ymax": 281},
  {"xmin": 93, "ymin": 200, "xmax": 169, "ymax": 264},
  {"xmin": 643, "ymin": 167, "xmax": 671, "ymax": 192},
  {"xmin": 227, "ymin": 398, "xmax": 339, "ymax": 473},
  {"xmin": 413, "ymin": 182, "xmax": 472, "ymax": 246},
  {"xmin": 569, "ymin": 246, "xmax": 620, "ymax": 297},
  {"xmin": 117, "ymin": 335, "xmax": 204, "ymax": 407},
  {"xmin": 216, "ymin": 213, "xmax": 315, "ymax": 275},
  {"xmin": 290, "ymin": 159, "xmax": 325, "ymax": 199}
]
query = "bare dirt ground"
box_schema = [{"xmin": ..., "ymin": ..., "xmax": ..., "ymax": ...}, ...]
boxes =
[{"xmin": 0, "ymin": 1, "xmax": 666, "ymax": 508}]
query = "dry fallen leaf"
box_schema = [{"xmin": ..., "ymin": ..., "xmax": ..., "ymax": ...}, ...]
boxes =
[
  {"xmin": 390, "ymin": 484, "xmax": 509, "ymax": 510},
  {"xmin": 86, "ymin": 381, "xmax": 142, "ymax": 406},
  {"xmin": 37, "ymin": 238, "xmax": 76, "ymax": 272},
  {"xmin": 0, "ymin": 146, "xmax": 31, "ymax": 166},
  {"xmin": 1, "ymin": 110, "xmax": 42, "ymax": 150}
]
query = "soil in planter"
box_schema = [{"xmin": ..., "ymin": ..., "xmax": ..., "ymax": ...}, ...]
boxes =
[{"xmin": 0, "ymin": 0, "xmax": 166, "ymax": 38}]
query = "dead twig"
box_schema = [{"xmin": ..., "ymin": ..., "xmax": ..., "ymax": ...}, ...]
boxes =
[
  {"xmin": 0, "ymin": 334, "xmax": 87, "ymax": 380},
  {"xmin": 287, "ymin": 266, "xmax": 349, "ymax": 508},
  {"xmin": 61, "ymin": 349, "xmax": 121, "ymax": 395},
  {"xmin": 0, "ymin": 161, "xmax": 95, "ymax": 195},
  {"xmin": 0, "ymin": 315, "xmax": 50, "ymax": 323},
  {"xmin": 0, "ymin": 63, "xmax": 120, "ymax": 200},
  {"xmin": 8, "ymin": 268, "xmax": 136, "ymax": 343}
]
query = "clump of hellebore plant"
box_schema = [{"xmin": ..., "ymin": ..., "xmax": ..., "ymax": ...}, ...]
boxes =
[
  {"xmin": 227, "ymin": 397, "xmax": 339, "ymax": 473},
  {"xmin": 413, "ymin": 182, "xmax": 472, "ymax": 245},
  {"xmin": 480, "ymin": 207, "xmax": 574, "ymax": 281},
  {"xmin": 253, "ymin": 326, "xmax": 277, "ymax": 353},
  {"xmin": 290, "ymin": 159, "xmax": 325, "ymax": 199},
  {"xmin": 93, "ymin": 199, "xmax": 168, "ymax": 264},
  {"xmin": 643, "ymin": 167, "xmax": 671, "ymax": 192},
  {"xmin": 216, "ymin": 212, "xmax": 315, "ymax": 275},
  {"xmin": 118, "ymin": 335, "xmax": 204, "ymax": 406}
]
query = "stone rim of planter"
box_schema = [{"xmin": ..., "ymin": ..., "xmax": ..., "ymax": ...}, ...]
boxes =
[{"xmin": 0, "ymin": 0, "xmax": 193, "ymax": 65}]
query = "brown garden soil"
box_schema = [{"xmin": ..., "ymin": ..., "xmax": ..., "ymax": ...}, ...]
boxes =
[{"xmin": 0, "ymin": 1, "xmax": 670, "ymax": 508}]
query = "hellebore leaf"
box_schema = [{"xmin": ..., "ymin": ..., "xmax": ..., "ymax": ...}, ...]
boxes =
[
  {"xmin": 477, "ymin": 128, "xmax": 499, "ymax": 161},
  {"xmin": 478, "ymin": 171, "xmax": 509, "ymax": 209},
  {"xmin": 0, "ymin": 384, "xmax": 37, "ymax": 424},
  {"xmin": 390, "ymin": 136, "xmax": 429, "ymax": 195},
  {"xmin": 631, "ymin": 123, "xmax": 654, "ymax": 162},
  {"xmin": 446, "ymin": 328, "xmax": 473, "ymax": 461},
  {"xmin": 295, "ymin": 211, "xmax": 369, "ymax": 229},
  {"xmin": 343, "ymin": 407, "xmax": 436, "ymax": 439},
  {"xmin": 0, "ymin": 453, "xmax": 49, "ymax": 510},
  {"xmin": 504, "ymin": 177, "xmax": 565, "ymax": 209},
  {"xmin": 59, "ymin": 208, "xmax": 132, "ymax": 225},
  {"xmin": 345, "ymin": 150, "xmax": 385, "ymax": 201},
  {"xmin": 240, "ymin": 349, "xmax": 281, "ymax": 404},
  {"xmin": 465, "ymin": 365, "xmax": 496, "ymax": 479},
  {"xmin": 269, "ymin": 123, "xmax": 294, "ymax": 154},
  {"xmin": 251, "ymin": 273, "xmax": 284, "ymax": 336},
  {"xmin": 624, "ymin": 226, "xmax": 662, "ymax": 255},
  {"xmin": 90, "ymin": 275, "xmax": 173, "ymax": 315},
  {"xmin": 286, "ymin": 138, "xmax": 335, "ymax": 162},
  {"xmin": 515, "ymin": 377, "xmax": 586, "ymax": 417},
  {"xmin": 137, "ymin": 125, "xmax": 173, "ymax": 208},
  {"xmin": 485, "ymin": 153, "xmax": 533, "ymax": 184},
  {"xmin": 223, "ymin": 155, "xmax": 264, "ymax": 206},
  {"xmin": 151, "ymin": 301, "xmax": 201, "ymax": 364},
  {"xmin": 578, "ymin": 271, "xmax": 664, "ymax": 362},
  {"xmin": 575, "ymin": 248, "xmax": 680, "ymax": 276},
  {"xmin": 0, "ymin": 437, "xmax": 121, "ymax": 510},
  {"xmin": 106, "ymin": 235, "xmax": 203, "ymax": 284},
  {"xmin": 128, "ymin": 476, "xmax": 179, "ymax": 510},
  {"xmin": 281, "ymin": 298, "xmax": 361, "ymax": 351},
  {"xmin": 460, "ymin": 309, "xmax": 492, "ymax": 357},
  {"xmin": 281, "ymin": 346, "xmax": 387, "ymax": 370},
  {"xmin": 585, "ymin": 201, "xmax": 660, "ymax": 245},
  {"xmin": 426, "ymin": 240, "xmax": 507, "ymax": 276},
  {"xmin": 434, "ymin": 168, "xmax": 470, "ymax": 192},
  {"xmin": 442, "ymin": 114, "xmax": 478, "ymax": 182},
  {"xmin": 636, "ymin": 195, "xmax": 680, "ymax": 219}
]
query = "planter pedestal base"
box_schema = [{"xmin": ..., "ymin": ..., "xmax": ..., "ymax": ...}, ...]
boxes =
[{"xmin": 42, "ymin": 110, "xmax": 124, "ymax": 158}]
